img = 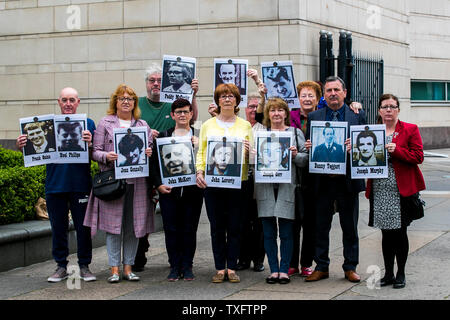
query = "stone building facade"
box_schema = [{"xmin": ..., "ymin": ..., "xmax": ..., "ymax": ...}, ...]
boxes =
[{"xmin": 0, "ymin": 0, "xmax": 449, "ymax": 148}]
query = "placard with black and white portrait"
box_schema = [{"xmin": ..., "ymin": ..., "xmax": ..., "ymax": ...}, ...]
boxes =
[
  {"xmin": 309, "ymin": 120, "xmax": 347, "ymax": 175},
  {"xmin": 156, "ymin": 136, "xmax": 196, "ymax": 187},
  {"xmin": 205, "ymin": 136, "xmax": 243, "ymax": 189},
  {"xmin": 214, "ymin": 58, "xmax": 248, "ymax": 108},
  {"xmin": 350, "ymin": 124, "xmax": 388, "ymax": 179},
  {"xmin": 54, "ymin": 113, "xmax": 89, "ymax": 164},
  {"xmin": 113, "ymin": 126, "xmax": 149, "ymax": 179},
  {"xmin": 20, "ymin": 114, "xmax": 57, "ymax": 167},
  {"xmin": 261, "ymin": 61, "xmax": 300, "ymax": 109},
  {"xmin": 160, "ymin": 55, "xmax": 196, "ymax": 103},
  {"xmin": 254, "ymin": 131, "xmax": 292, "ymax": 183}
]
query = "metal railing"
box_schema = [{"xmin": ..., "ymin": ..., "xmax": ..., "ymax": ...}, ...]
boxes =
[
  {"xmin": 319, "ymin": 30, "xmax": 384, "ymax": 124},
  {"xmin": 352, "ymin": 53, "xmax": 384, "ymax": 124}
]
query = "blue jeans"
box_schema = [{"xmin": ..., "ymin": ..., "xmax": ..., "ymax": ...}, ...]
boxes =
[
  {"xmin": 261, "ymin": 217, "xmax": 293, "ymax": 274},
  {"xmin": 46, "ymin": 192, "xmax": 92, "ymax": 268}
]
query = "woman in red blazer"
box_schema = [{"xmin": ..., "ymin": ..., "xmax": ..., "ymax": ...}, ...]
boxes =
[{"xmin": 365, "ymin": 93, "xmax": 425, "ymax": 289}]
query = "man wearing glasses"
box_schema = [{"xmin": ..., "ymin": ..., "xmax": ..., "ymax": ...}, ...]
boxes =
[
  {"xmin": 134, "ymin": 63, "xmax": 199, "ymax": 272},
  {"xmin": 163, "ymin": 63, "xmax": 193, "ymax": 94}
]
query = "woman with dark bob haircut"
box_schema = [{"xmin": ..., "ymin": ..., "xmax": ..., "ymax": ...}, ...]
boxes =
[{"xmin": 196, "ymin": 83, "xmax": 253, "ymax": 284}]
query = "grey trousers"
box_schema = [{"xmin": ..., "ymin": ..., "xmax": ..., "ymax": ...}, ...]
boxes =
[{"xmin": 106, "ymin": 184, "xmax": 139, "ymax": 267}]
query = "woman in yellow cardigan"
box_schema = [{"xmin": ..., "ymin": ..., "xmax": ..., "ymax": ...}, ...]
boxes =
[{"xmin": 196, "ymin": 83, "xmax": 253, "ymax": 284}]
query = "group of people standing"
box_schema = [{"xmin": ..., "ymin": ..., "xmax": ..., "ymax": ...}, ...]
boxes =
[{"xmin": 16, "ymin": 63, "xmax": 425, "ymax": 291}]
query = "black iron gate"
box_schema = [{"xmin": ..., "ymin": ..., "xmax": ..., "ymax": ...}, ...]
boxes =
[
  {"xmin": 352, "ymin": 53, "xmax": 384, "ymax": 124},
  {"xmin": 319, "ymin": 30, "xmax": 384, "ymax": 124}
]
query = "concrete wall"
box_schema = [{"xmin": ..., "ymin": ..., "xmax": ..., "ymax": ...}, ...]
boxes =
[
  {"xmin": 0, "ymin": 0, "xmax": 448, "ymax": 145},
  {"xmin": 408, "ymin": 0, "xmax": 450, "ymax": 129}
]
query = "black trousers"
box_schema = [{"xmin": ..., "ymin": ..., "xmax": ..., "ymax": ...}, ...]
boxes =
[
  {"xmin": 314, "ymin": 177, "xmax": 359, "ymax": 272},
  {"xmin": 238, "ymin": 175, "xmax": 265, "ymax": 266},
  {"xmin": 159, "ymin": 186, "xmax": 204, "ymax": 270},
  {"xmin": 204, "ymin": 182, "xmax": 248, "ymax": 271},
  {"xmin": 290, "ymin": 187, "xmax": 315, "ymax": 269}
]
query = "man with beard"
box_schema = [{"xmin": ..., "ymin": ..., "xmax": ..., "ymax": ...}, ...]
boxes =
[{"xmin": 134, "ymin": 63, "xmax": 199, "ymax": 272}]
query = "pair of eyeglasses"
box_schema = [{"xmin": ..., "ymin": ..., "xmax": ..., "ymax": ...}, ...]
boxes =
[
  {"xmin": 380, "ymin": 105, "xmax": 398, "ymax": 110},
  {"xmin": 219, "ymin": 95, "xmax": 235, "ymax": 100},
  {"xmin": 147, "ymin": 78, "xmax": 161, "ymax": 83},
  {"xmin": 118, "ymin": 97, "xmax": 135, "ymax": 103},
  {"xmin": 174, "ymin": 110, "xmax": 190, "ymax": 115},
  {"xmin": 168, "ymin": 70, "xmax": 183, "ymax": 75}
]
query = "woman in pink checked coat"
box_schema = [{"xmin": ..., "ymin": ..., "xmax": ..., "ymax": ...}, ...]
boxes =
[{"xmin": 84, "ymin": 84, "xmax": 154, "ymax": 283}]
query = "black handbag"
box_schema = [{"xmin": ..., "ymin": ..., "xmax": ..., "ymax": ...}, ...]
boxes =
[
  {"xmin": 92, "ymin": 169, "xmax": 126, "ymax": 201},
  {"xmin": 400, "ymin": 192, "xmax": 425, "ymax": 221}
]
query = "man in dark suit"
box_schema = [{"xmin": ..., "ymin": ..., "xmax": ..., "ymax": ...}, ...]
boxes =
[
  {"xmin": 312, "ymin": 126, "xmax": 345, "ymax": 163},
  {"xmin": 305, "ymin": 76, "xmax": 366, "ymax": 283}
]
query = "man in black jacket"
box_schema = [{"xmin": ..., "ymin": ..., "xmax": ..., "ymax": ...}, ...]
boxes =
[{"xmin": 305, "ymin": 76, "xmax": 366, "ymax": 283}]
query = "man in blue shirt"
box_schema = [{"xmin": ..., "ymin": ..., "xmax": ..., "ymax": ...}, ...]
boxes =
[{"xmin": 16, "ymin": 87, "xmax": 97, "ymax": 283}]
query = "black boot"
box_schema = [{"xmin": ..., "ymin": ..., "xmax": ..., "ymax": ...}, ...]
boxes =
[{"xmin": 393, "ymin": 272, "xmax": 406, "ymax": 289}]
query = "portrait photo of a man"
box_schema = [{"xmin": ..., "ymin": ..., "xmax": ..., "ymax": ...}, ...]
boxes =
[
  {"xmin": 262, "ymin": 65, "xmax": 296, "ymax": 99},
  {"xmin": 117, "ymin": 133, "xmax": 146, "ymax": 167},
  {"xmin": 22, "ymin": 120, "xmax": 56, "ymax": 156},
  {"xmin": 214, "ymin": 59, "xmax": 247, "ymax": 96},
  {"xmin": 162, "ymin": 61, "xmax": 194, "ymax": 94},
  {"xmin": 352, "ymin": 129, "xmax": 386, "ymax": 167},
  {"xmin": 159, "ymin": 141, "xmax": 194, "ymax": 177},
  {"xmin": 56, "ymin": 121, "xmax": 85, "ymax": 151},
  {"xmin": 312, "ymin": 125, "xmax": 346, "ymax": 163},
  {"xmin": 257, "ymin": 137, "xmax": 290, "ymax": 171},
  {"xmin": 206, "ymin": 140, "xmax": 241, "ymax": 177}
]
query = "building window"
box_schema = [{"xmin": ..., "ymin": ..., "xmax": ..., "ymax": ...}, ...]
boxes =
[{"xmin": 411, "ymin": 80, "xmax": 448, "ymax": 102}]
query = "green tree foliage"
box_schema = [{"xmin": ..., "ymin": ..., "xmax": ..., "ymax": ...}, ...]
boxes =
[{"xmin": 0, "ymin": 146, "xmax": 98, "ymax": 225}]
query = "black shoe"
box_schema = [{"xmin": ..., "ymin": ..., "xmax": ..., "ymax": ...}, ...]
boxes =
[
  {"xmin": 132, "ymin": 265, "xmax": 145, "ymax": 272},
  {"xmin": 183, "ymin": 268, "xmax": 195, "ymax": 281},
  {"xmin": 167, "ymin": 267, "xmax": 180, "ymax": 282},
  {"xmin": 279, "ymin": 276, "xmax": 290, "ymax": 284},
  {"xmin": 253, "ymin": 263, "xmax": 265, "ymax": 272},
  {"xmin": 236, "ymin": 261, "xmax": 250, "ymax": 271},
  {"xmin": 380, "ymin": 275, "xmax": 395, "ymax": 287},
  {"xmin": 393, "ymin": 274, "xmax": 406, "ymax": 289},
  {"xmin": 265, "ymin": 276, "xmax": 279, "ymax": 284}
]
